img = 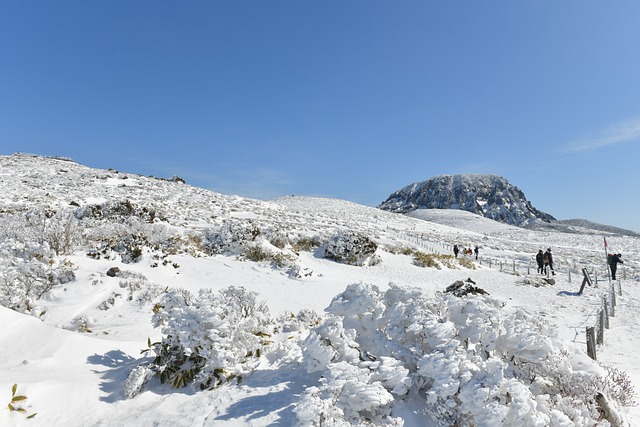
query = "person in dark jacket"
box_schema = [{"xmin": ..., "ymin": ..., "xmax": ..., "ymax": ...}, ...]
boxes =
[
  {"xmin": 543, "ymin": 248, "xmax": 555, "ymax": 275},
  {"xmin": 453, "ymin": 245, "xmax": 459, "ymax": 258},
  {"xmin": 609, "ymin": 253, "xmax": 623, "ymax": 280},
  {"xmin": 536, "ymin": 250, "xmax": 544, "ymax": 274}
]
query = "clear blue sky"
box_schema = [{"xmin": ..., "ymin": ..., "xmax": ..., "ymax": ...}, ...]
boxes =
[{"xmin": 2, "ymin": 1, "xmax": 639, "ymax": 232}]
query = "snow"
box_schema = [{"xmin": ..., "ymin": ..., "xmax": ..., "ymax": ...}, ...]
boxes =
[{"xmin": 1, "ymin": 154, "xmax": 639, "ymax": 426}]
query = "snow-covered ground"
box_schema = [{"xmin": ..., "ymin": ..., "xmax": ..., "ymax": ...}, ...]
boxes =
[{"xmin": 1, "ymin": 154, "xmax": 639, "ymax": 426}]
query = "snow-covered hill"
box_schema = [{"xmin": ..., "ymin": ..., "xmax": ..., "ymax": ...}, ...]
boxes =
[{"xmin": 1, "ymin": 154, "xmax": 639, "ymax": 426}]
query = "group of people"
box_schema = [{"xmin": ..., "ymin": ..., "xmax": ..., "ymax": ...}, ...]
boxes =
[
  {"xmin": 535, "ymin": 248, "xmax": 624, "ymax": 280},
  {"xmin": 453, "ymin": 244, "xmax": 479, "ymax": 260},
  {"xmin": 535, "ymin": 248, "xmax": 555, "ymax": 276},
  {"xmin": 451, "ymin": 243, "xmax": 624, "ymax": 280}
]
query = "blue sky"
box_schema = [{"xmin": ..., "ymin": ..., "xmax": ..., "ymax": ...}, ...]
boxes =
[{"xmin": 2, "ymin": 1, "xmax": 639, "ymax": 232}]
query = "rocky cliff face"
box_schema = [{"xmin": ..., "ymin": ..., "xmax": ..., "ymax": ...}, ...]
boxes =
[{"xmin": 378, "ymin": 174, "xmax": 555, "ymax": 226}]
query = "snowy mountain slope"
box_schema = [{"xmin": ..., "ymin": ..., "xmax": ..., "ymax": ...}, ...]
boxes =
[{"xmin": 1, "ymin": 153, "xmax": 640, "ymax": 426}]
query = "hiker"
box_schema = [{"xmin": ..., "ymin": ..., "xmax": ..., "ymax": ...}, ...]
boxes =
[
  {"xmin": 543, "ymin": 248, "xmax": 555, "ymax": 275},
  {"xmin": 609, "ymin": 253, "xmax": 623, "ymax": 280},
  {"xmin": 536, "ymin": 250, "xmax": 544, "ymax": 273},
  {"xmin": 474, "ymin": 245, "xmax": 479, "ymax": 260},
  {"xmin": 453, "ymin": 245, "xmax": 459, "ymax": 258}
]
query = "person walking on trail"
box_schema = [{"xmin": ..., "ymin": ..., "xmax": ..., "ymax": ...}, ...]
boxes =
[
  {"xmin": 536, "ymin": 250, "xmax": 544, "ymax": 274},
  {"xmin": 543, "ymin": 248, "xmax": 555, "ymax": 275},
  {"xmin": 474, "ymin": 245, "xmax": 479, "ymax": 260},
  {"xmin": 453, "ymin": 245, "xmax": 459, "ymax": 258},
  {"xmin": 608, "ymin": 253, "xmax": 623, "ymax": 280}
]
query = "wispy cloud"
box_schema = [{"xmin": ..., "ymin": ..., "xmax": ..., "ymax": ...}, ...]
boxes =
[{"xmin": 565, "ymin": 118, "xmax": 640, "ymax": 153}]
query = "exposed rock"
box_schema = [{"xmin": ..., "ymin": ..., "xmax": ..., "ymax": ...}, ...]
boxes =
[
  {"xmin": 445, "ymin": 279, "xmax": 489, "ymax": 296},
  {"xmin": 106, "ymin": 267, "xmax": 121, "ymax": 277}
]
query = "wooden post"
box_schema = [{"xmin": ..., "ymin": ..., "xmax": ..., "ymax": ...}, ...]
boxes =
[
  {"xmin": 568, "ymin": 270, "xmax": 571, "ymax": 283},
  {"xmin": 578, "ymin": 268, "xmax": 592, "ymax": 295},
  {"xmin": 603, "ymin": 297, "xmax": 609, "ymax": 329},
  {"xmin": 597, "ymin": 310, "xmax": 604, "ymax": 345},
  {"xmin": 611, "ymin": 285, "xmax": 616, "ymax": 317},
  {"xmin": 618, "ymin": 281, "xmax": 622, "ymax": 296},
  {"xmin": 611, "ymin": 296, "xmax": 615, "ymax": 317},
  {"xmin": 513, "ymin": 259, "xmax": 516, "ymax": 272},
  {"xmin": 586, "ymin": 327, "xmax": 596, "ymax": 360}
]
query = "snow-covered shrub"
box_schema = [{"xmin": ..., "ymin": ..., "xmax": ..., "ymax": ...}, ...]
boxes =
[
  {"xmin": 294, "ymin": 361, "xmax": 402, "ymax": 427},
  {"xmin": 74, "ymin": 199, "xmax": 163, "ymax": 223},
  {"xmin": 322, "ymin": 231, "xmax": 379, "ymax": 266},
  {"xmin": 201, "ymin": 220, "xmax": 261, "ymax": 255},
  {"xmin": 297, "ymin": 311, "xmax": 407, "ymax": 426},
  {"xmin": 114, "ymin": 272, "xmax": 165, "ymax": 304},
  {"xmin": 128, "ymin": 286, "xmax": 273, "ymax": 394},
  {"xmin": 0, "ymin": 241, "xmax": 75, "ymax": 314},
  {"xmin": 383, "ymin": 245, "xmax": 415, "ymax": 256},
  {"xmin": 413, "ymin": 252, "xmax": 476, "ymax": 270},
  {"xmin": 241, "ymin": 245, "xmax": 296, "ymax": 268},
  {"xmin": 262, "ymin": 226, "xmax": 290, "ymax": 249},
  {"xmin": 301, "ymin": 282, "xmax": 632, "ymax": 427},
  {"xmin": 276, "ymin": 309, "xmax": 323, "ymax": 333},
  {"xmin": 291, "ymin": 235, "xmax": 322, "ymax": 253},
  {"xmin": 71, "ymin": 315, "xmax": 93, "ymax": 333},
  {"xmin": 42, "ymin": 209, "xmax": 83, "ymax": 255},
  {"xmin": 0, "ymin": 208, "xmax": 84, "ymax": 255}
]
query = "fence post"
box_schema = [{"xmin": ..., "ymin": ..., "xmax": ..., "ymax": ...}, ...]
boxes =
[
  {"xmin": 568, "ymin": 270, "xmax": 571, "ymax": 283},
  {"xmin": 611, "ymin": 285, "xmax": 616, "ymax": 317},
  {"xmin": 597, "ymin": 310, "xmax": 605, "ymax": 344},
  {"xmin": 603, "ymin": 297, "xmax": 609, "ymax": 329},
  {"xmin": 586, "ymin": 327, "xmax": 597, "ymax": 360},
  {"xmin": 612, "ymin": 283, "xmax": 616, "ymax": 306},
  {"xmin": 618, "ymin": 281, "xmax": 622, "ymax": 296},
  {"xmin": 513, "ymin": 259, "xmax": 516, "ymax": 272}
]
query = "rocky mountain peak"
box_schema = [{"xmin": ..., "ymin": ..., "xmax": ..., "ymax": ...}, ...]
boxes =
[{"xmin": 378, "ymin": 174, "xmax": 555, "ymax": 226}]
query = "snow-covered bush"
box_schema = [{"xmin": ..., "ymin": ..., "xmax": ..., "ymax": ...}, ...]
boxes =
[
  {"xmin": 241, "ymin": 244, "xmax": 296, "ymax": 269},
  {"xmin": 74, "ymin": 199, "xmax": 163, "ymax": 223},
  {"xmin": 413, "ymin": 252, "xmax": 476, "ymax": 270},
  {"xmin": 261, "ymin": 226, "xmax": 290, "ymax": 249},
  {"xmin": 42, "ymin": 209, "xmax": 83, "ymax": 255},
  {"xmin": 297, "ymin": 312, "xmax": 407, "ymax": 426},
  {"xmin": 127, "ymin": 286, "xmax": 273, "ymax": 395},
  {"xmin": 322, "ymin": 231, "xmax": 379, "ymax": 266},
  {"xmin": 201, "ymin": 220, "xmax": 261, "ymax": 255},
  {"xmin": 0, "ymin": 240, "xmax": 75, "ymax": 313},
  {"xmin": 84, "ymin": 218, "xmax": 180, "ymax": 263},
  {"xmin": 296, "ymin": 282, "xmax": 633, "ymax": 426},
  {"xmin": 294, "ymin": 361, "xmax": 402, "ymax": 427},
  {"xmin": 291, "ymin": 235, "xmax": 322, "ymax": 253}
]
